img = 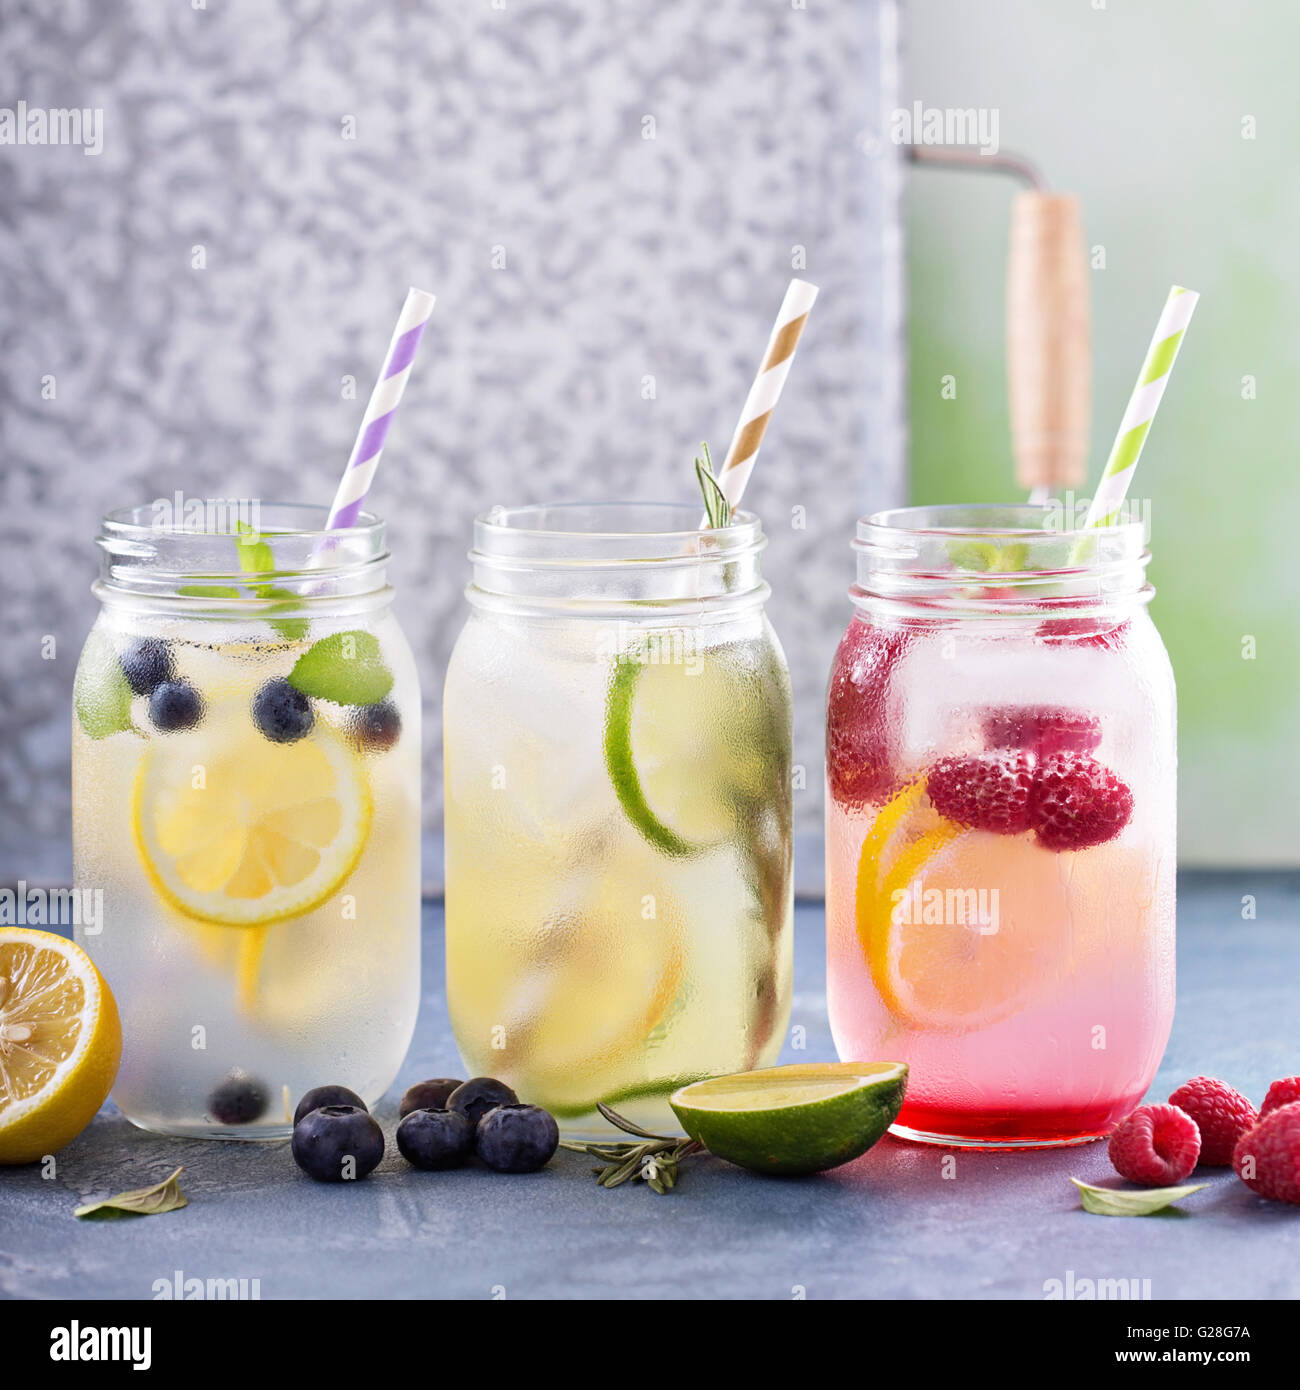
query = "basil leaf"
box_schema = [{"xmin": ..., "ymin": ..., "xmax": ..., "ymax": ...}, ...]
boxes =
[
  {"xmin": 1071, "ymin": 1176, "xmax": 1207, "ymax": 1217},
  {"xmin": 75, "ymin": 1166, "xmax": 188, "ymax": 1219}
]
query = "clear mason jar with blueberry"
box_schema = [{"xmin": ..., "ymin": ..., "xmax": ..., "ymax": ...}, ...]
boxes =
[{"xmin": 72, "ymin": 503, "xmax": 420, "ymax": 1138}]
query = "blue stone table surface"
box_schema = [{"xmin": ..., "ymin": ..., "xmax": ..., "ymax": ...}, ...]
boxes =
[{"xmin": 2, "ymin": 872, "xmax": 1297, "ymax": 1301}]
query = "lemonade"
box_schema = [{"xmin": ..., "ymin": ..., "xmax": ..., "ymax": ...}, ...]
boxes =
[
  {"xmin": 72, "ymin": 504, "xmax": 420, "ymax": 1138},
  {"xmin": 444, "ymin": 503, "xmax": 793, "ymax": 1138},
  {"xmin": 825, "ymin": 506, "xmax": 1176, "ymax": 1146}
]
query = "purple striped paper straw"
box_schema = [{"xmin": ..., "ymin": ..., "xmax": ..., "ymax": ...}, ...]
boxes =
[{"xmin": 324, "ymin": 286, "xmax": 436, "ymax": 531}]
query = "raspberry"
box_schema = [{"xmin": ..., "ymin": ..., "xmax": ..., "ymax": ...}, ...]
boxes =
[
  {"xmin": 1108, "ymin": 1104, "xmax": 1200, "ymax": 1186},
  {"xmin": 1261, "ymin": 1078, "xmax": 1300, "ymax": 1118},
  {"xmin": 826, "ymin": 622, "xmax": 910, "ymax": 807},
  {"xmin": 926, "ymin": 750, "xmax": 1034, "ymax": 834},
  {"xmin": 1233, "ymin": 1104, "xmax": 1300, "ymax": 1204},
  {"xmin": 1167, "ymin": 1076, "xmax": 1258, "ymax": 1166},
  {"xmin": 982, "ymin": 705, "xmax": 1102, "ymax": 758},
  {"xmin": 1029, "ymin": 753, "xmax": 1133, "ymax": 852}
]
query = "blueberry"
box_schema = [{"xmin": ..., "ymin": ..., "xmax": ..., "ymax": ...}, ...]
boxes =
[
  {"xmin": 399, "ymin": 1078, "xmax": 463, "ymax": 1118},
  {"xmin": 149, "ymin": 680, "xmax": 204, "ymax": 732},
  {"xmin": 293, "ymin": 1084, "xmax": 367, "ymax": 1128},
  {"xmin": 208, "ymin": 1071, "xmax": 269, "ymax": 1125},
  {"xmin": 252, "ymin": 678, "xmax": 314, "ymax": 744},
  {"xmin": 291, "ymin": 1105, "xmax": 385, "ymax": 1182},
  {"xmin": 396, "ymin": 1108, "xmax": 474, "ymax": 1171},
  {"xmin": 121, "ymin": 637, "xmax": 175, "ymax": 695},
  {"xmin": 474, "ymin": 1104, "xmax": 559, "ymax": 1173},
  {"xmin": 446, "ymin": 1077, "xmax": 518, "ymax": 1130},
  {"xmin": 350, "ymin": 700, "xmax": 402, "ymax": 753}
]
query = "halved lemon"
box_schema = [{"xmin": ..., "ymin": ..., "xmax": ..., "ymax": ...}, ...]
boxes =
[
  {"xmin": 0, "ymin": 929, "xmax": 122, "ymax": 1165},
  {"xmin": 133, "ymin": 702, "xmax": 371, "ymax": 927}
]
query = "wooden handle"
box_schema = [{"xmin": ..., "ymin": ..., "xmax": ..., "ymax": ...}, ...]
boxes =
[{"xmin": 1006, "ymin": 192, "xmax": 1090, "ymax": 490}]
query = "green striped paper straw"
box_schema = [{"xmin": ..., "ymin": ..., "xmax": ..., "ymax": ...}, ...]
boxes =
[{"xmin": 1083, "ymin": 285, "xmax": 1199, "ymax": 529}]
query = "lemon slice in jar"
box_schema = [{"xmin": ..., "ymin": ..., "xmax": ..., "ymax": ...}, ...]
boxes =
[
  {"xmin": 855, "ymin": 780, "xmax": 1131, "ymax": 1031},
  {"xmin": 855, "ymin": 781, "xmax": 1024, "ymax": 1031},
  {"xmin": 133, "ymin": 699, "xmax": 371, "ymax": 928},
  {"xmin": 448, "ymin": 850, "xmax": 687, "ymax": 1117}
]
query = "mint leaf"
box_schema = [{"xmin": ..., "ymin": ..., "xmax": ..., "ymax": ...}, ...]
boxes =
[
  {"xmin": 990, "ymin": 541, "xmax": 1030, "ymax": 573},
  {"xmin": 288, "ymin": 630, "xmax": 392, "ymax": 705},
  {"xmin": 235, "ymin": 519, "xmax": 275, "ymax": 576},
  {"xmin": 232, "ymin": 525, "xmax": 307, "ymax": 639},
  {"xmin": 74, "ymin": 629, "xmax": 134, "ymax": 739},
  {"xmin": 75, "ymin": 1166, "xmax": 187, "ymax": 1219},
  {"xmin": 258, "ymin": 586, "xmax": 310, "ymax": 642},
  {"xmin": 946, "ymin": 540, "xmax": 999, "ymax": 571},
  {"xmin": 947, "ymin": 540, "xmax": 1032, "ymax": 574},
  {"xmin": 178, "ymin": 584, "xmax": 242, "ymax": 599},
  {"xmin": 1071, "ymin": 1176, "xmax": 1208, "ymax": 1217}
]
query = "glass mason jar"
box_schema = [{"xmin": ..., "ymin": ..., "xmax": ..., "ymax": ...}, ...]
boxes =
[
  {"xmin": 825, "ymin": 505, "xmax": 1176, "ymax": 1147},
  {"xmin": 444, "ymin": 502, "xmax": 793, "ymax": 1138},
  {"xmin": 72, "ymin": 503, "xmax": 421, "ymax": 1138}
]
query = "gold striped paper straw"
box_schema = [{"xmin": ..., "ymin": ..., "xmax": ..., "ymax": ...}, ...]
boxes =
[
  {"xmin": 1083, "ymin": 285, "xmax": 1199, "ymax": 529},
  {"xmin": 714, "ymin": 278, "xmax": 819, "ymax": 512}
]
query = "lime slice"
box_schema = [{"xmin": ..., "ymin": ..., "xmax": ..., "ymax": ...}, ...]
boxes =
[
  {"xmin": 603, "ymin": 657, "xmax": 697, "ymax": 857},
  {"xmin": 669, "ymin": 1061, "xmax": 907, "ymax": 1175},
  {"xmin": 603, "ymin": 640, "xmax": 787, "ymax": 858}
]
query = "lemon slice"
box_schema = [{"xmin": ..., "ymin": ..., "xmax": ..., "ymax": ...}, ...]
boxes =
[
  {"xmin": 0, "ymin": 929, "xmax": 122, "ymax": 1165},
  {"xmin": 856, "ymin": 781, "xmax": 1125, "ymax": 1030},
  {"xmin": 134, "ymin": 701, "xmax": 371, "ymax": 927},
  {"xmin": 448, "ymin": 855, "xmax": 687, "ymax": 1116},
  {"xmin": 670, "ymin": 1061, "xmax": 907, "ymax": 1174}
]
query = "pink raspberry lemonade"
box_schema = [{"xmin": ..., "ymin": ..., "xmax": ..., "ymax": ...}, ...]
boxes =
[{"xmin": 825, "ymin": 505, "xmax": 1176, "ymax": 1147}]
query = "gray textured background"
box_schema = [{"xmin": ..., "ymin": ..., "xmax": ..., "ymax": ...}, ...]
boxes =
[{"xmin": 0, "ymin": 0, "xmax": 901, "ymax": 883}]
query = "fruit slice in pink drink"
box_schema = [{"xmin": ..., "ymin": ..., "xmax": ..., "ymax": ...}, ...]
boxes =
[{"xmin": 852, "ymin": 781, "xmax": 1149, "ymax": 1033}]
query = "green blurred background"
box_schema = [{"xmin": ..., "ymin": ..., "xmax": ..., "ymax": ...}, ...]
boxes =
[{"xmin": 904, "ymin": 0, "xmax": 1300, "ymax": 865}]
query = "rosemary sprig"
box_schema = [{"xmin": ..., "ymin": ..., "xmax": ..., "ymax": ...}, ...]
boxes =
[
  {"xmin": 559, "ymin": 1103, "xmax": 704, "ymax": 1194},
  {"xmin": 694, "ymin": 442, "xmax": 732, "ymax": 528}
]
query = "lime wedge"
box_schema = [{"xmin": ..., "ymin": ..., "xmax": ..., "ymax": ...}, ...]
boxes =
[{"xmin": 669, "ymin": 1061, "xmax": 907, "ymax": 1175}]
